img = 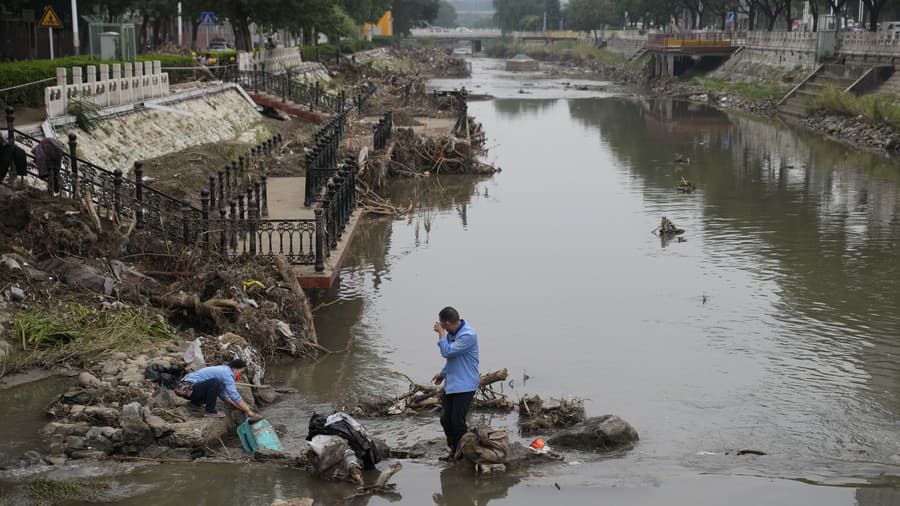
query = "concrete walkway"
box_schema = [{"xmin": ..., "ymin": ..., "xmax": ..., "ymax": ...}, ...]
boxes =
[
  {"xmin": 262, "ymin": 176, "xmax": 364, "ymax": 288},
  {"xmin": 265, "ymin": 177, "xmax": 314, "ymax": 219}
]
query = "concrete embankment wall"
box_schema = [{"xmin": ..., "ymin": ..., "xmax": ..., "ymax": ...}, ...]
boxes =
[
  {"xmin": 603, "ymin": 31, "xmax": 646, "ymax": 56},
  {"xmin": 601, "ymin": 30, "xmax": 900, "ymax": 85},
  {"xmin": 60, "ymin": 86, "xmax": 269, "ymax": 174},
  {"xmin": 738, "ymin": 32, "xmax": 818, "ymax": 69}
]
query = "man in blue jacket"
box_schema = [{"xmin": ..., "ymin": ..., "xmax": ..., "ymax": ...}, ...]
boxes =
[
  {"xmin": 176, "ymin": 358, "xmax": 259, "ymax": 419},
  {"xmin": 431, "ymin": 306, "xmax": 479, "ymax": 462}
]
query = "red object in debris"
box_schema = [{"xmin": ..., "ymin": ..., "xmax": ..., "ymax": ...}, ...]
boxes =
[{"xmin": 530, "ymin": 438, "xmax": 545, "ymax": 450}]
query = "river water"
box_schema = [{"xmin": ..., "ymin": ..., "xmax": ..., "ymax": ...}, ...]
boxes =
[{"xmin": 3, "ymin": 58, "xmax": 900, "ymax": 504}]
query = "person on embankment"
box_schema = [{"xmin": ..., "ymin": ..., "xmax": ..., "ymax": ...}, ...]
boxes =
[
  {"xmin": 431, "ymin": 306, "xmax": 480, "ymax": 462},
  {"xmin": 175, "ymin": 358, "xmax": 259, "ymax": 419}
]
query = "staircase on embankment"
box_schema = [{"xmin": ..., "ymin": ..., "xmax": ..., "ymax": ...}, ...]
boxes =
[{"xmin": 778, "ymin": 63, "xmax": 892, "ymax": 117}]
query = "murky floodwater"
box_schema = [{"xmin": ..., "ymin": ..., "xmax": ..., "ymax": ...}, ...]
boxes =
[{"xmin": 4, "ymin": 58, "xmax": 900, "ymax": 504}]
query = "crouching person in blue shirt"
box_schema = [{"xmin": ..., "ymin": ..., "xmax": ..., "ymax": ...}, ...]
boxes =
[
  {"xmin": 431, "ymin": 306, "xmax": 479, "ymax": 462},
  {"xmin": 176, "ymin": 359, "xmax": 259, "ymax": 419}
]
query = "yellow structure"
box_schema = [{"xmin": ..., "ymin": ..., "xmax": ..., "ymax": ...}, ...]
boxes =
[{"xmin": 363, "ymin": 10, "xmax": 393, "ymax": 37}]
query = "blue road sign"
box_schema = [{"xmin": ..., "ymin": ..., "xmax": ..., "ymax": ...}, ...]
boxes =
[{"xmin": 200, "ymin": 12, "xmax": 216, "ymax": 25}]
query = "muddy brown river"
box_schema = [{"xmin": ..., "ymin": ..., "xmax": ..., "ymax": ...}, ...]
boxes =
[{"xmin": 2, "ymin": 58, "xmax": 900, "ymax": 504}]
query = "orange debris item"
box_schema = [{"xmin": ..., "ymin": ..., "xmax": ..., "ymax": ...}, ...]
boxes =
[{"xmin": 530, "ymin": 438, "xmax": 545, "ymax": 450}]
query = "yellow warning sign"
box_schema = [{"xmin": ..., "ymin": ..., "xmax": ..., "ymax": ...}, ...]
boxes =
[{"xmin": 39, "ymin": 6, "xmax": 64, "ymax": 29}]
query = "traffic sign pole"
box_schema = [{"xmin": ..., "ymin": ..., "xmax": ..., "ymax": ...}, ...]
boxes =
[{"xmin": 49, "ymin": 28, "xmax": 54, "ymax": 60}]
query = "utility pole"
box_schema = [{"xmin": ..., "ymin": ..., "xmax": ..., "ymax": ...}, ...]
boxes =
[
  {"xmin": 177, "ymin": 2, "xmax": 183, "ymax": 46},
  {"xmin": 71, "ymin": 0, "xmax": 79, "ymax": 55}
]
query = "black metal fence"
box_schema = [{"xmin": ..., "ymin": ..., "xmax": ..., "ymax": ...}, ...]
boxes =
[
  {"xmin": 228, "ymin": 65, "xmax": 374, "ymax": 115},
  {"xmin": 304, "ymin": 110, "xmax": 348, "ymax": 207},
  {"xmin": 5, "ymin": 106, "xmax": 357, "ymax": 271},
  {"xmin": 373, "ymin": 111, "xmax": 393, "ymax": 150}
]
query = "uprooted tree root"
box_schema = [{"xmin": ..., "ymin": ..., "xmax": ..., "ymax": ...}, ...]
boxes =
[{"xmin": 350, "ymin": 369, "xmax": 513, "ymax": 417}]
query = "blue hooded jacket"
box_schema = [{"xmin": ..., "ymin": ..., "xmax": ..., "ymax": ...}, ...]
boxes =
[{"xmin": 437, "ymin": 320, "xmax": 480, "ymax": 394}]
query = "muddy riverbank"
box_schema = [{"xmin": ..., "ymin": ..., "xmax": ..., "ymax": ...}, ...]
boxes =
[
  {"xmin": 0, "ymin": 47, "xmax": 500, "ymax": 504},
  {"xmin": 503, "ymin": 44, "xmax": 900, "ymax": 157}
]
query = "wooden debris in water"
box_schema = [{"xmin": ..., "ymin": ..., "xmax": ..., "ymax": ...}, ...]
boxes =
[
  {"xmin": 518, "ymin": 395, "xmax": 586, "ymax": 434},
  {"xmin": 350, "ymin": 369, "xmax": 513, "ymax": 416},
  {"xmin": 344, "ymin": 462, "xmax": 402, "ymax": 500},
  {"xmin": 653, "ymin": 216, "xmax": 685, "ymax": 236},
  {"xmin": 677, "ymin": 177, "xmax": 697, "ymax": 193}
]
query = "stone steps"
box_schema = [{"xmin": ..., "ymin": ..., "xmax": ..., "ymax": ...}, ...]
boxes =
[{"xmin": 779, "ymin": 64, "xmax": 870, "ymax": 117}]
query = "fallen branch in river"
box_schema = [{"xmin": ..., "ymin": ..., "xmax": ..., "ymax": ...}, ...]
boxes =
[{"xmin": 350, "ymin": 369, "xmax": 513, "ymax": 417}]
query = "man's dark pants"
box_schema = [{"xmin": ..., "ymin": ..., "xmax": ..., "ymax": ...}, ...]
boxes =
[
  {"xmin": 189, "ymin": 378, "xmax": 222, "ymax": 413},
  {"xmin": 441, "ymin": 390, "xmax": 475, "ymax": 454}
]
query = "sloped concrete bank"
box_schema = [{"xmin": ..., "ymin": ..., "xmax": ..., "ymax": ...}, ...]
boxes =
[{"xmin": 59, "ymin": 85, "xmax": 271, "ymax": 174}]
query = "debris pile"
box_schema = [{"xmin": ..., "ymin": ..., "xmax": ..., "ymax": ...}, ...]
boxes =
[
  {"xmin": 653, "ymin": 216, "xmax": 685, "ymax": 237},
  {"xmin": 388, "ymin": 126, "xmax": 495, "ymax": 177},
  {"xmin": 350, "ymin": 369, "xmax": 514, "ymax": 417},
  {"xmin": 677, "ymin": 177, "xmax": 697, "ymax": 193},
  {"xmin": 518, "ymin": 395, "xmax": 586, "ymax": 434}
]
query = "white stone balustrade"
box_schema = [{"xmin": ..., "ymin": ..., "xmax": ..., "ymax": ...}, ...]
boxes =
[
  {"xmin": 44, "ymin": 60, "xmax": 170, "ymax": 119},
  {"xmin": 838, "ymin": 31, "xmax": 900, "ymax": 56},
  {"xmin": 744, "ymin": 31, "xmax": 817, "ymax": 51},
  {"xmin": 238, "ymin": 47, "xmax": 303, "ymax": 73}
]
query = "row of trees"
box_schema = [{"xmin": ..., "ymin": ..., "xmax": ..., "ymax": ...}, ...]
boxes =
[
  {"xmin": 495, "ymin": 0, "xmax": 894, "ymax": 34},
  {"xmin": 6, "ymin": 0, "xmax": 443, "ymax": 52}
]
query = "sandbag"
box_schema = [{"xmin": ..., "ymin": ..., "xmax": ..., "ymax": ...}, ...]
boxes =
[
  {"xmin": 455, "ymin": 426, "xmax": 509, "ymax": 464},
  {"xmin": 306, "ymin": 435, "xmax": 361, "ymax": 483}
]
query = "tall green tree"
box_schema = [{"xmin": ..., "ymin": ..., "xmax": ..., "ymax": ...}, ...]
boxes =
[
  {"xmin": 862, "ymin": 0, "xmax": 888, "ymax": 31},
  {"xmin": 565, "ymin": 0, "xmax": 619, "ymax": 41},
  {"xmin": 435, "ymin": 0, "xmax": 458, "ymax": 27},
  {"xmin": 393, "ymin": 0, "xmax": 440, "ymax": 34},
  {"xmin": 493, "ymin": 0, "xmax": 560, "ymax": 32}
]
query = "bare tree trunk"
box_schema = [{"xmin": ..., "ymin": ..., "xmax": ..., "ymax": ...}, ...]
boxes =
[
  {"xmin": 139, "ymin": 16, "xmax": 149, "ymax": 52},
  {"xmin": 786, "ymin": 0, "xmax": 793, "ymax": 31},
  {"xmin": 152, "ymin": 17, "xmax": 162, "ymax": 49},
  {"xmin": 191, "ymin": 18, "xmax": 201, "ymax": 49}
]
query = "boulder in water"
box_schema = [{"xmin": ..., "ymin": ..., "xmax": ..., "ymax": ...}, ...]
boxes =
[{"xmin": 545, "ymin": 415, "xmax": 639, "ymax": 451}]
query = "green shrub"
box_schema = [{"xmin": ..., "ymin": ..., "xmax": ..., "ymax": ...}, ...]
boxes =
[
  {"xmin": 372, "ymin": 35, "xmax": 395, "ymax": 47},
  {"xmin": 1, "ymin": 54, "xmax": 195, "ymax": 109},
  {"xmin": 808, "ymin": 84, "xmax": 900, "ymax": 129},
  {"xmin": 138, "ymin": 53, "xmax": 195, "ymax": 83},
  {"xmin": 692, "ymin": 76, "xmax": 788, "ymax": 101},
  {"xmin": 301, "ymin": 44, "xmax": 337, "ymax": 61},
  {"xmin": 67, "ymin": 99, "xmax": 101, "ymax": 133}
]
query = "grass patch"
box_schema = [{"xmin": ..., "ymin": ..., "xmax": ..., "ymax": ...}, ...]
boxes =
[
  {"xmin": 692, "ymin": 76, "xmax": 788, "ymax": 100},
  {"xmin": 25, "ymin": 478, "xmax": 111, "ymax": 505},
  {"xmin": 1, "ymin": 303, "xmax": 177, "ymax": 377},
  {"xmin": 67, "ymin": 99, "xmax": 102, "ymax": 133},
  {"xmin": 807, "ymin": 84, "xmax": 900, "ymax": 129}
]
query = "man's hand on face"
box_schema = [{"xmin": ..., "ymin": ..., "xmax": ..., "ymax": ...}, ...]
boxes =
[
  {"xmin": 432, "ymin": 373, "xmax": 445, "ymax": 386},
  {"xmin": 433, "ymin": 321, "xmax": 446, "ymax": 338}
]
